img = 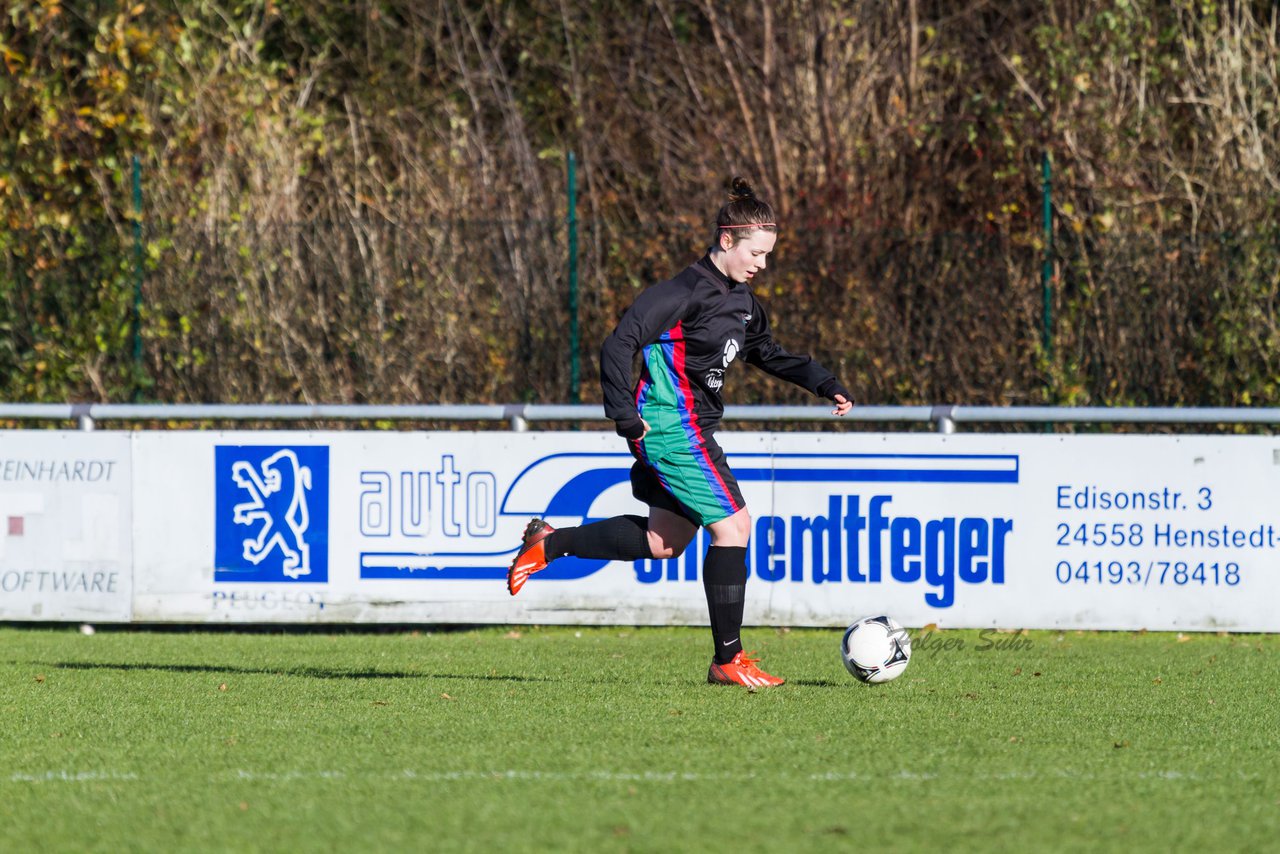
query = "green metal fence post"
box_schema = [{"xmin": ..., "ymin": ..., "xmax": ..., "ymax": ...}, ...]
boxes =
[
  {"xmin": 131, "ymin": 154, "xmax": 144, "ymax": 402},
  {"xmin": 1041, "ymin": 151, "xmax": 1053, "ymax": 359},
  {"xmin": 567, "ymin": 151, "xmax": 580, "ymax": 404}
]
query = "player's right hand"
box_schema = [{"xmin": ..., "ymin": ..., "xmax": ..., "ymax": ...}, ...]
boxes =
[{"xmin": 615, "ymin": 416, "xmax": 651, "ymax": 441}]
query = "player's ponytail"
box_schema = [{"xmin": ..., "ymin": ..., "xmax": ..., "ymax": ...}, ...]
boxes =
[{"xmin": 715, "ymin": 177, "xmax": 777, "ymax": 244}]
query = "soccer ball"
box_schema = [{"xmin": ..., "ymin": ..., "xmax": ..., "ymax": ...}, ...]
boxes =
[{"xmin": 840, "ymin": 615, "xmax": 911, "ymax": 683}]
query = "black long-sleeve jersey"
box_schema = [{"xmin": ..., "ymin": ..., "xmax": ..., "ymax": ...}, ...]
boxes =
[{"xmin": 600, "ymin": 253, "xmax": 847, "ymax": 443}]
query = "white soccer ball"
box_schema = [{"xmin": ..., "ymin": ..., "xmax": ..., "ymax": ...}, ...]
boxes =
[{"xmin": 840, "ymin": 615, "xmax": 911, "ymax": 683}]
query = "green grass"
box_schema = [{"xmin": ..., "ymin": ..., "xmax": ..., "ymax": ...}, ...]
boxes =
[{"xmin": 2, "ymin": 625, "xmax": 1277, "ymax": 852}]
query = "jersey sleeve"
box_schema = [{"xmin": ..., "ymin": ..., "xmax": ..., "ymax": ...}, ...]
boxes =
[
  {"xmin": 599, "ymin": 279, "xmax": 692, "ymax": 438},
  {"xmin": 743, "ymin": 294, "xmax": 850, "ymax": 401}
]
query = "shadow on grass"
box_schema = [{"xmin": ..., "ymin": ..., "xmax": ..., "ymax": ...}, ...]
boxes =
[
  {"xmin": 23, "ymin": 660, "xmax": 554, "ymax": 683},
  {"xmin": 788, "ymin": 678, "xmax": 846, "ymax": 688},
  {"xmin": 21, "ymin": 660, "xmax": 851, "ymax": 689}
]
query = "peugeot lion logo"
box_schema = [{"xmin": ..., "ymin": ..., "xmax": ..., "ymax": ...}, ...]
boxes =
[
  {"xmin": 215, "ymin": 445, "xmax": 330, "ymax": 583},
  {"xmin": 230, "ymin": 450, "xmax": 313, "ymax": 578}
]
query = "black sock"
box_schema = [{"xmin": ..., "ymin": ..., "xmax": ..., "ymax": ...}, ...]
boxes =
[
  {"xmin": 703, "ymin": 545, "xmax": 747, "ymax": 664},
  {"xmin": 544, "ymin": 515, "xmax": 652, "ymax": 561}
]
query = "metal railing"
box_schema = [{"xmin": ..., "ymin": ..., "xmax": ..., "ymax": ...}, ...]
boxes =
[{"xmin": 3, "ymin": 403, "xmax": 1280, "ymax": 433}]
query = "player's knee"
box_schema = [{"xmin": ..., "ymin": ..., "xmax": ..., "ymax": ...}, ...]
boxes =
[
  {"xmin": 708, "ymin": 508, "xmax": 751, "ymax": 547},
  {"xmin": 648, "ymin": 530, "xmax": 692, "ymax": 560},
  {"xmin": 651, "ymin": 542, "xmax": 679, "ymax": 560}
]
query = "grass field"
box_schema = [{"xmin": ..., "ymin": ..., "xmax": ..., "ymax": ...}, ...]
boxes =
[{"xmin": 2, "ymin": 624, "xmax": 1277, "ymax": 852}]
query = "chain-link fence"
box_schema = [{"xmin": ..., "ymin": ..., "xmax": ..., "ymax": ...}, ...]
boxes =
[{"xmin": 4, "ymin": 217, "xmax": 1279, "ymax": 413}]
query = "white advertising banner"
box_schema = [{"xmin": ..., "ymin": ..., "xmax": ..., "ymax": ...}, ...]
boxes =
[
  {"xmin": 127, "ymin": 430, "xmax": 1280, "ymax": 630},
  {"xmin": 0, "ymin": 432, "xmax": 132, "ymax": 621}
]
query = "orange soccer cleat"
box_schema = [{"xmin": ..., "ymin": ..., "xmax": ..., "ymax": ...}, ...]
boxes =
[
  {"xmin": 507, "ymin": 518, "xmax": 556, "ymax": 596},
  {"xmin": 707, "ymin": 651, "xmax": 785, "ymax": 688}
]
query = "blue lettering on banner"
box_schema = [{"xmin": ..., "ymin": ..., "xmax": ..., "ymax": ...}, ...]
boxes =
[
  {"xmin": 358, "ymin": 452, "xmax": 1017, "ymax": 608},
  {"xmin": 215, "ymin": 445, "xmax": 330, "ymax": 583},
  {"xmin": 747, "ymin": 493, "xmax": 1012, "ymax": 608}
]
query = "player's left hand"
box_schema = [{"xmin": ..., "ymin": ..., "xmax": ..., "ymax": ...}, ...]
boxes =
[{"xmin": 831, "ymin": 393, "xmax": 853, "ymax": 417}]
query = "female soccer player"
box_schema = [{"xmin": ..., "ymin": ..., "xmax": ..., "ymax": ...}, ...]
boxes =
[{"xmin": 507, "ymin": 177, "xmax": 853, "ymax": 687}]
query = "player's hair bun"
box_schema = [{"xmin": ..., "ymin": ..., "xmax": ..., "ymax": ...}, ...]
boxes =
[{"xmin": 728, "ymin": 176, "xmax": 755, "ymax": 203}]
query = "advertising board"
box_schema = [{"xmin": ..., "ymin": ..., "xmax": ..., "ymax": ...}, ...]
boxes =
[
  {"xmin": 0, "ymin": 433, "xmax": 132, "ymax": 621},
  {"xmin": 127, "ymin": 431, "xmax": 1280, "ymax": 630}
]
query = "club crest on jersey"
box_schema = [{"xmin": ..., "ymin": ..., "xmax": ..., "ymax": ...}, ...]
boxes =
[
  {"xmin": 723, "ymin": 338, "xmax": 741, "ymax": 367},
  {"xmin": 215, "ymin": 445, "xmax": 330, "ymax": 583}
]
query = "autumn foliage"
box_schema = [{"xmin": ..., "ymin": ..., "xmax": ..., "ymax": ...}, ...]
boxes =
[{"xmin": 2, "ymin": 1, "xmax": 1277, "ymax": 408}]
